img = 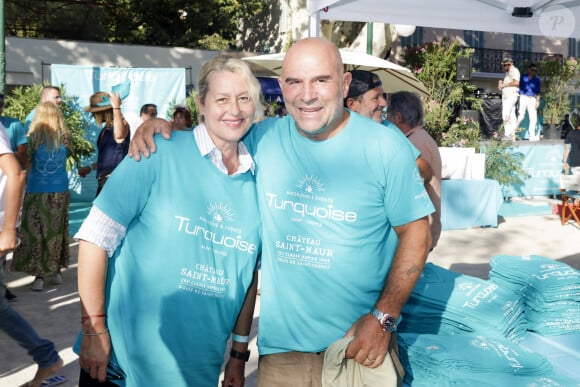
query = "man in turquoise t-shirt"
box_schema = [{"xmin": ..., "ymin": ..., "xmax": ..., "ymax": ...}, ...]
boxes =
[
  {"xmin": 343, "ymin": 69, "xmax": 433, "ymax": 186},
  {"xmin": 129, "ymin": 37, "xmax": 433, "ymax": 387},
  {"xmin": 247, "ymin": 38, "xmax": 432, "ymax": 387}
]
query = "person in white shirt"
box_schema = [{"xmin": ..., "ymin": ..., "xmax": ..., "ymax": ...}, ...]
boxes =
[{"xmin": 499, "ymin": 57, "xmax": 520, "ymax": 140}]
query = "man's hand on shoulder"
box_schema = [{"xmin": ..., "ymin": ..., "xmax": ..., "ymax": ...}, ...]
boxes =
[{"xmin": 128, "ymin": 118, "xmax": 173, "ymax": 161}]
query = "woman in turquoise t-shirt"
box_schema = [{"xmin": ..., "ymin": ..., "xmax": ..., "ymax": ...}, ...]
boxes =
[{"xmin": 75, "ymin": 55, "xmax": 263, "ymax": 387}]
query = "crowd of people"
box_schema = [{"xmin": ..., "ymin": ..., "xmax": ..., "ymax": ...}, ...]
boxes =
[{"xmin": 0, "ymin": 36, "xmax": 575, "ymax": 387}]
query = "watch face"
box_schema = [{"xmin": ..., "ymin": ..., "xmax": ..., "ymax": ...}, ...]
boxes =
[
  {"xmin": 372, "ymin": 308, "xmax": 397, "ymax": 332},
  {"xmin": 383, "ymin": 316, "xmax": 397, "ymax": 332}
]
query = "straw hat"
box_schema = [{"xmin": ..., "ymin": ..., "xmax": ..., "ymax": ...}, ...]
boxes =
[{"xmin": 84, "ymin": 91, "xmax": 113, "ymax": 113}]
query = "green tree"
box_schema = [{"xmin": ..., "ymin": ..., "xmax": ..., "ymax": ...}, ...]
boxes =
[
  {"xmin": 483, "ymin": 140, "xmax": 530, "ymax": 195},
  {"xmin": 4, "ymin": 84, "xmax": 94, "ymax": 168},
  {"xmin": 402, "ymin": 39, "xmax": 481, "ymax": 144},
  {"xmin": 538, "ymin": 57, "xmax": 579, "ymax": 125},
  {"xmin": 6, "ymin": 0, "xmax": 265, "ymax": 50},
  {"xmin": 6, "ymin": 0, "xmax": 109, "ymax": 40},
  {"xmin": 402, "ymin": 39, "xmax": 530, "ymax": 192}
]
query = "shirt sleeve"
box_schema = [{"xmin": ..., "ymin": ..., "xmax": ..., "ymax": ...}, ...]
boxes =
[
  {"xmin": 74, "ymin": 205, "xmax": 127, "ymax": 257},
  {"xmin": 380, "ymin": 132, "xmax": 435, "ymax": 226},
  {"xmin": 0, "ymin": 124, "xmax": 13, "ymax": 155}
]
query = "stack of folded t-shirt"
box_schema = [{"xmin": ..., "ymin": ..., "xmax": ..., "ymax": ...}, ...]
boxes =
[
  {"xmin": 489, "ymin": 255, "xmax": 580, "ymax": 335},
  {"xmin": 400, "ymin": 263, "xmax": 527, "ymax": 342},
  {"xmin": 398, "ymin": 332, "xmax": 578, "ymax": 386}
]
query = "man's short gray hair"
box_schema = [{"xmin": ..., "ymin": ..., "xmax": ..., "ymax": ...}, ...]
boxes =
[{"xmin": 387, "ymin": 91, "xmax": 424, "ymax": 127}]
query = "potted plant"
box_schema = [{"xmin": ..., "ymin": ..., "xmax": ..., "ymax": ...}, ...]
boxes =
[{"xmin": 538, "ymin": 57, "xmax": 578, "ymax": 139}]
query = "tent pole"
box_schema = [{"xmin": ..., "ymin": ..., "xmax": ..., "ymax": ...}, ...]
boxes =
[
  {"xmin": 0, "ymin": 0, "xmax": 5, "ymax": 94},
  {"xmin": 366, "ymin": 22, "xmax": 373, "ymax": 54},
  {"xmin": 309, "ymin": 12, "xmax": 321, "ymax": 37}
]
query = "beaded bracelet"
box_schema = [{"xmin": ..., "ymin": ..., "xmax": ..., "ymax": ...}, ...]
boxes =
[{"xmin": 83, "ymin": 328, "xmax": 109, "ymax": 336}]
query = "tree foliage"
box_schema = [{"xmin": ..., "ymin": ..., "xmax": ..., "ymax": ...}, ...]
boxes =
[
  {"xmin": 401, "ymin": 39, "xmax": 530, "ymax": 191},
  {"xmin": 4, "ymin": 84, "xmax": 94, "ymax": 169},
  {"xmin": 5, "ymin": 0, "xmax": 265, "ymax": 49},
  {"xmin": 483, "ymin": 140, "xmax": 530, "ymax": 193},
  {"xmin": 402, "ymin": 39, "xmax": 481, "ymax": 144},
  {"xmin": 538, "ymin": 57, "xmax": 579, "ymax": 125}
]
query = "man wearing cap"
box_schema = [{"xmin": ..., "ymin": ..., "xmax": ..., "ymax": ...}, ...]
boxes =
[
  {"xmin": 345, "ymin": 70, "xmax": 433, "ymax": 198},
  {"xmin": 515, "ymin": 63, "xmax": 541, "ymax": 141},
  {"xmin": 499, "ymin": 57, "xmax": 520, "ymax": 140},
  {"xmin": 344, "ymin": 70, "xmax": 387, "ymax": 123}
]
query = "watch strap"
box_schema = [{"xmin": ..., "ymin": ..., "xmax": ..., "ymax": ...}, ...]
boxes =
[{"xmin": 230, "ymin": 349, "xmax": 251, "ymax": 362}]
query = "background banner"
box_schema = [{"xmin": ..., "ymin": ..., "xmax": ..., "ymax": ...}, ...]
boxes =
[
  {"xmin": 51, "ymin": 64, "xmax": 186, "ymax": 201},
  {"xmin": 503, "ymin": 143, "xmax": 564, "ymax": 197}
]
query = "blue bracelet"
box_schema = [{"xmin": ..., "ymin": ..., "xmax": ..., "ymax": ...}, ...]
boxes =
[{"xmin": 232, "ymin": 334, "xmax": 250, "ymax": 343}]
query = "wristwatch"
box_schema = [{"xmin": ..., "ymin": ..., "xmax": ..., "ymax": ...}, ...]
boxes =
[
  {"xmin": 230, "ymin": 349, "xmax": 250, "ymax": 362},
  {"xmin": 370, "ymin": 307, "xmax": 398, "ymax": 332}
]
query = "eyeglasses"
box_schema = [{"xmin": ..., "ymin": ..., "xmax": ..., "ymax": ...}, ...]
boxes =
[{"xmin": 529, "ymin": 69, "xmax": 537, "ymax": 72}]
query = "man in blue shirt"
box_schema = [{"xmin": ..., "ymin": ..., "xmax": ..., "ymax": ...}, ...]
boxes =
[{"xmin": 515, "ymin": 63, "xmax": 541, "ymax": 141}]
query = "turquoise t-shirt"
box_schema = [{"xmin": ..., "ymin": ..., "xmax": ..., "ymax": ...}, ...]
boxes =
[
  {"xmin": 26, "ymin": 142, "xmax": 69, "ymax": 193},
  {"xmin": 0, "ymin": 116, "xmax": 27, "ymax": 151},
  {"xmin": 82, "ymin": 131, "xmax": 261, "ymax": 386},
  {"xmin": 246, "ymin": 112, "xmax": 434, "ymax": 355},
  {"xmin": 382, "ymin": 118, "xmax": 421, "ymax": 159},
  {"xmin": 24, "ymin": 109, "xmax": 34, "ymax": 133}
]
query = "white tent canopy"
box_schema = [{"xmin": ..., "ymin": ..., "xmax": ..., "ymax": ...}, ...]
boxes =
[
  {"xmin": 307, "ymin": 0, "xmax": 580, "ymax": 39},
  {"xmin": 243, "ymin": 48, "xmax": 429, "ymax": 96}
]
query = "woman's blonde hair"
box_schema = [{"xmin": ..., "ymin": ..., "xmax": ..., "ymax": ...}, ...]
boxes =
[
  {"xmin": 197, "ymin": 55, "xmax": 264, "ymax": 122},
  {"xmin": 28, "ymin": 102, "xmax": 70, "ymax": 152}
]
